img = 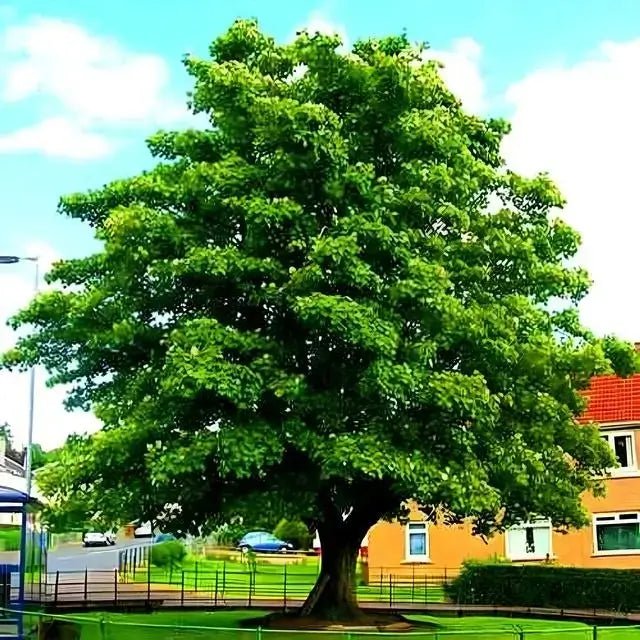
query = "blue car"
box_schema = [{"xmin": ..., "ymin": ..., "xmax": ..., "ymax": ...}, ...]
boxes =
[
  {"xmin": 154, "ymin": 533, "xmax": 176, "ymax": 543},
  {"xmin": 237, "ymin": 531, "xmax": 293, "ymax": 554}
]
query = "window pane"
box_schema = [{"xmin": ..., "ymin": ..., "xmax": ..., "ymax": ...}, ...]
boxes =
[
  {"xmin": 533, "ymin": 527, "xmax": 550, "ymax": 556},
  {"xmin": 409, "ymin": 532, "xmax": 426, "ymax": 556},
  {"xmin": 614, "ymin": 435, "xmax": 632, "ymax": 467},
  {"xmin": 597, "ymin": 523, "xmax": 640, "ymax": 551},
  {"xmin": 508, "ymin": 528, "xmax": 526, "ymax": 557},
  {"xmin": 525, "ymin": 527, "xmax": 535, "ymax": 554},
  {"xmin": 508, "ymin": 526, "xmax": 550, "ymax": 558}
]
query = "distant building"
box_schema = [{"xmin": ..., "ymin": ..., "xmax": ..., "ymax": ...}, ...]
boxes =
[
  {"xmin": 364, "ymin": 373, "xmax": 640, "ymax": 579},
  {"xmin": 0, "ymin": 438, "xmax": 28, "ymax": 526}
]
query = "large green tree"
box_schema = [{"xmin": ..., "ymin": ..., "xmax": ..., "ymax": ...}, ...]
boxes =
[{"xmin": 3, "ymin": 21, "xmax": 635, "ymax": 620}]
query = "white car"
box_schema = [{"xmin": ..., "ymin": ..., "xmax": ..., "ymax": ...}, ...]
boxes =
[
  {"xmin": 83, "ymin": 531, "xmax": 116, "ymax": 547},
  {"xmin": 134, "ymin": 522, "xmax": 153, "ymax": 538}
]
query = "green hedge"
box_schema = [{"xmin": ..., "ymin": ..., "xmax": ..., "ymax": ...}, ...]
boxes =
[
  {"xmin": 150, "ymin": 540, "xmax": 186, "ymax": 569},
  {"xmin": 447, "ymin": 562, "xmax": 640, "ymax": 612},
  {"xmin": 273, "ymin": 519, "xmax": 312, "ymax": 550},
  {"xmin": 0, "ymin": 527, "xmax": 21, "ymax": 551}
]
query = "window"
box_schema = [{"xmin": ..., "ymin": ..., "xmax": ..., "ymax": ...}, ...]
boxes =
[
  {"xmin": 405, "ymin": 522, "xmax": 429, "ymax": 561},
  {"xmin": 601, "ymin": 431, "xmax": 637, "ymax": 474},
  {"xmin": 594, "ymin": 512, "xmax": 640, "ymax": 554},
  {"xmin": 506, "ymin": 521, "xmax": 552, "ymax": 560}
]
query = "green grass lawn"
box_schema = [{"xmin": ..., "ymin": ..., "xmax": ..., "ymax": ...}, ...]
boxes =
[
  {"xmin": 20, "ymin": 609, "xmax": 640, "ymax": 640},
  {"xmin": 130, "ymin": 556, "xmax": 446, "ymax": 603}
]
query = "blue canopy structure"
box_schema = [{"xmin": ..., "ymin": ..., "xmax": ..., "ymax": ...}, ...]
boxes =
[
  {"xmin": 0, "ymin": 485, "xmax": 42, "ymax": 639},
  {"xmin": 0, "ymin": 487, "xmax": 35, "ymax": 510}
]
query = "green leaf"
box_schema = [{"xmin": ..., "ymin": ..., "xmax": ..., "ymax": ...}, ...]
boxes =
[{"xmin": 5, "ymin": 19, "xmax": 635, "ymax": 552}]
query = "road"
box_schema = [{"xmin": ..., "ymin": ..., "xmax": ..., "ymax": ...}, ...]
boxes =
[{"xmin": 48, "ymin": 539, "xmax": 153, "ymax": 573}]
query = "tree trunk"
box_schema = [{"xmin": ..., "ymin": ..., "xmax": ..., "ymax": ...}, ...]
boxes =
[
  {"xmin": 299, "ymin": 484, "xmax": 395, "ymax": 622},
  {"xmin": 300, "ymin": 520, "xmax": 365, "ymax": 621}
]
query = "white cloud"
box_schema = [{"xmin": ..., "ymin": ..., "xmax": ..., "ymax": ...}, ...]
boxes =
[
  {"xmin": 294, "ymin": 13, "xmax": 484, "ymax": 113},
  {"xmin": 425, "ymin": 38, "xmax": 486, "ymax": 113},
  {"xmin": 0, "ymin": 242, "xmax": 101, "ymax": 450},
  {"xmin": 502, "ymin": 39, "xmax": 640, "ymax": 340},
  {"xmin": 0, "ymin": 16, "xmax": 189, "ymax": 159},
  {"xmin": 0, "ymin": 117, "xmax": 113, "ymax": 159},
  {"xmin": 406, "ymin": 33, "xmax": 639, "ymax": 340}
]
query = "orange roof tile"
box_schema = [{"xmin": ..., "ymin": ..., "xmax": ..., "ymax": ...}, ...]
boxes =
[{"xmin": 580, "ymin": 374, "xmax": 640, "ymax": 424}]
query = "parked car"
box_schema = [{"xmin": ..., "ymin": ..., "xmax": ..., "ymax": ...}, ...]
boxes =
[
  {"xmin": 82, "ymin": 531, "xmax": 116, "ymax": 547},
  {"xmin": 237, "ymin": 531, "xmax": 293, "ymax": 554},
  {"xmin": 154, "ymin": 533, "xmax": 176, "ymax": 543},
  {"xmin": 134, "ymin": 523, "xmax": 153, "ymax": 538}
]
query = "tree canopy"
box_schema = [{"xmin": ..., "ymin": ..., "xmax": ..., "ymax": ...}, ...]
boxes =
[
  {"xmin": 0, "ymin": 422, "xmax": 53, "ymax": 470},
  {"xmin": 0, "ymin": 423, "xmax": 25, "ymax": 466},
  {"xmin": 3, "ymin": 20, "xmax": 635, "ymax": 619}
]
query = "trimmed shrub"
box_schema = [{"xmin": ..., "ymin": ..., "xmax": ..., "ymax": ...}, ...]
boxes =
[
  {"xmin": 150, "ymin": 540, "xmax": 186, "ymax": 569},
  {"xmin": 0, "ymin": 527, "xmax": 21, "ymax": 551},
  {"xmin": 273, "ymin": 519, "xmax": 312, "ymax": 550},
  {"xmin": 213, "ymin": 522, "xmax": 246, "ymax": 547},
  {"xmin": 447, "ymin": 562, "xmax": 640, "ymax": 612}
]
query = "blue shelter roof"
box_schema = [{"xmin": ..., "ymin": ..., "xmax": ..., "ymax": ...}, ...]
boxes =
[{"xmin": 0, "ymin": 486, "xmax": 31, "ymax": 504}]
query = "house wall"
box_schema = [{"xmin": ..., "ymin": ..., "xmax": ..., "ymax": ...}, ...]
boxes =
[
  {"xmin": 367, "ymin": 491, "xmax": 640, "ymax": 576},
  {"xmin": 367, "ymin": 517, "xmax": 504, "ymax": 578},
  {"xmin": 367, "ymin": 476, "xmax": 640, "ymax": 577},
  {"xmin": 365, "ymin": 374, "xmax": 640, "ymax": 578}
]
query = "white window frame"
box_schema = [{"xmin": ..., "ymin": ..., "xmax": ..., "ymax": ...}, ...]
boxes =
[
  {"xmin": 593, "ymin": 512, "xmax": 640, "ymax": 556},
  {"xmin": 601, "ymin": 429, "xmax": 638, "ymax": 476},
  {"xmin": 505, "ymin": 520, "xmax": 553, "ymax": 561},
  {"xmin": 404, "ymin": 521, "xmax": 429, "ymax": 562}
]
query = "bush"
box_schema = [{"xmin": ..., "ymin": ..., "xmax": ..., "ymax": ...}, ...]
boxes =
[
  {"xmin": 273, "ymin": 519, "xmax": 312, "ymax": 550},
  {"xmin": 213, "ymin": 522, "xmax": 246, "ymax": 547},
  {"xmin": 38, "ymin": 619, "xmax": 80, "ymax": 639},
  {"xmin": 447, "ymin": 562, "xmax": 640, "ymax": 613},
  {"xmin": 150, "ymin": 540, "xmax": 186, "ymax": 569},
  {"xmin": 0, "ymin": 527, "xmax": 21, "ymax": 551}
]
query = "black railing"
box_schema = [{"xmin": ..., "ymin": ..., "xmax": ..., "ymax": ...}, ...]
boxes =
[{"xmin": 22, "ymin": 567, "xmax": 455, "ymax": 610}]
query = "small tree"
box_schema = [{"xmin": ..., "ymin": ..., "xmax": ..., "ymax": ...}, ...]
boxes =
[
  {"xmin": 0, "ymin": 422, "xmax": 25, "ymax": 466},
  {"xmin": 151, "ymin": 540, "xmax": 187, "ymax": 582},
  {"xmin": 30, "ymin": 443, "xmax": 58, "ymax": 471},
  {"xmin": 4, "ymin": 20, "xmax": 636, "ymax": 621},
  {"xmin": 274, "ymin": 519, "xmax": 312, "ymax": 550},
  {"xmin": 245, "ymin": 548, "xmax": 257, "ymax": 573},
  {"xmin": 213, "ymin": 521, "xmax": 246, "ymax": 547}
]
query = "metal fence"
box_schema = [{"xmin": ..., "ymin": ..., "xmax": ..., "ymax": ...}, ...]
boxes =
[
  {"xmin": 22, "ymin": 566, "xmax": 453, "ymax": 609},
  {"xmin": 4, "ymin": 607, "xmax": 640, "ymax": 640},
  {"xmin": 19, "ymin": 565, "xmax": 640, "ymax": 624}
]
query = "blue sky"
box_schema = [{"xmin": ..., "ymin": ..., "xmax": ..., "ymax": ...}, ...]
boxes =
[
  {"xmin": 2, "ymin": 0, "xmax": 639, "ymax": 256},
  {"xmin": 2, "ymin": 0, "xmax": 640, "ymax": 447}
]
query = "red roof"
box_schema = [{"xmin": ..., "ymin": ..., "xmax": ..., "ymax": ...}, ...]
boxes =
[{"xmin": 581, "ymin": 374, "xmax": 640, "ymax": 424}]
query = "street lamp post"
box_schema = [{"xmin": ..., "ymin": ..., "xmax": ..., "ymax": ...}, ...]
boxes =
[
  {"xmin": 0, "ymin": 255, "xmax": 39, "ymax": 622},
  {"xmin": 0, "ymin": 256, "xmax": 39, "ymax": 494}
]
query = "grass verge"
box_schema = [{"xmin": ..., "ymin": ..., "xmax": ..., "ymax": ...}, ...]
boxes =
[
  {"xmin": 18, "ymin": 609, "xmax": 640, "ymax": 640},
  {"xmin": 131, "ymin": 556, "xmax": 446, "ymax": 603}
]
